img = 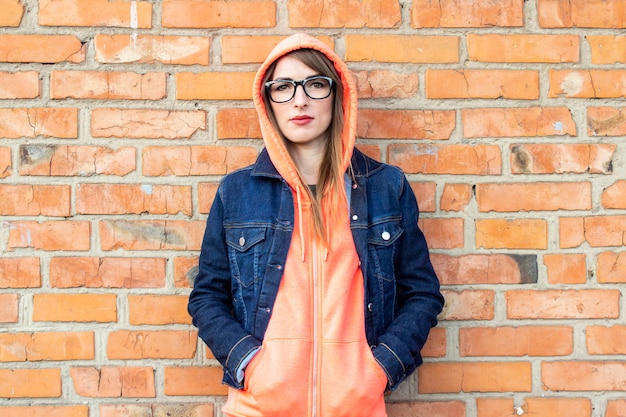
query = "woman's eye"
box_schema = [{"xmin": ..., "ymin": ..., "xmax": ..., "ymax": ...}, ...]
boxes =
[{"xmin": 274, "ymin": 83, "xmax": 291, "ymax": 92}]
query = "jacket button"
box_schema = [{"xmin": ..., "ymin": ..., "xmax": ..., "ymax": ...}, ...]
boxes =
[
  {"xmin": 352, "ymin": 183, "xmax": 357, "ymax": 189},
  {"xmin": 381, "ymin": 231, "xmax": 391, "ymax": 241},
  {"xmin": 367, "ymin": 303, "xmax": 373, "ymax": 312},
  {"xmin": 239, "ymin": 236, "xmax": 245, "ymax": 246},
  {"xmin": 352, "ymin": 215, "xmax": 358, "ymax": 221}
]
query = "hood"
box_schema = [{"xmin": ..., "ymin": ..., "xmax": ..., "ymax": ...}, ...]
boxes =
[{"xmin": 252, "ymin": 33, "xmax": 358, "ymax": 193}]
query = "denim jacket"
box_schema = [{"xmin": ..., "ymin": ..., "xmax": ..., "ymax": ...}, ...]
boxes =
[{"xmin": 188, "ymin": 147, "xmax": 444, "ymax": 391}]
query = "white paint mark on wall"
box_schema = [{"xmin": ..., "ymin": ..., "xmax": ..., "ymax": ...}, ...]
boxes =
[
  {"xmin": 560, "ymin": 72, "xmax": 584, "ymax": 96},
  {"xmin": 553, "ymin": 121, "xmax": 564, "ymax": 132},
  {"xmin": 141, "ymin": 184, "xmax": 153, "ymax": 195},
  {"xmin": 130, "ymin": 1, "xmax": 138, "ymax": 46}
]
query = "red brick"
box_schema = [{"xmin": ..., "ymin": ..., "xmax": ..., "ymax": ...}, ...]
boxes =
[
  {"xmin": 411, "ymin": 182, "xmax": 436, "ymax": 213},
  {"xmin": 346, "ymin": 35, "xmax": 459, "ymax": 63},
  {"xmin": 100, "ymin": 404, "xmax": 214, "ymax": 417},
  {"xmin": 39, "ymin": 0, "xmax": 152, "ymax": 27},
  {"xmin": 559, "ymin": 217, "xmax": 585, "ymax": 249},
  {"xmin": 606, "ymin": 400, "xmax": 626, "ymax": 417},
  {"xmin": 462, "ymin": 107, "xmax": 575, "ymax": 138},
  {"xmin": 467, "ymin": 34, "xmax": 579, "ymax": 63},
  {"xmin": 426, "ymin": 69, "xmax": 539, "ymax": 99},
  {"xmin": 99, "ymin": 220, "xmax": 204, "ymax": 251},
  {"xmin": 162, "ymin": 0, "xmax": 275, "ymax": 28},
  {"xmin": 176, "ymin": 72, "xmax": 255, "ymax": 100},
  {"xmin": 174, "ymin": 256, "xmax": 198, "ymax": 288},
  {"xmin": 33, "ymin": 294, "xmax": 117, "ymax": 323},
  {"xmin": 0, "ymin": 368, "xmax": 61, "ymax": 398},
  {"xmin": 7, "ymin": 221, "xmax": 91, "ymax": 251},
  {"xmin": 476, "ymin": 398, "xmax": 514, "ymax": 417},
  {"xmin": 199, "ymin": 182, "xmax": 219, "ymax": 214},
  {"xmin": 603, "ymin": 180, "xmax": 626, "ymax": 209},
  {"xmin": 0, "ymin": 34, "xmax": 85, "ymax": 63},
  {"xmin": 440, "ymin": 290, "xmax": 495, "ymax": 321},
  {"xmin": 524, "ymin": 398, "xmax": 591, "ymax": 417},
  {"xmin": 411, "ymin": 0, "xmax": 523, "ymax": 28},
  {"xmin": 0, "ymin": 257, "xmax": 41, "ymax": 288},
  {"xmin": 107, "ymin": 330, "xmax": 197, "ymax": 359},
  {"xmin": 358, "ymin": 109, "xmax": 455, "ymax": 140},
  {"xmin": 0, "ymin": 147, "xmax": 10, "ymax": 178},
  {"xmin": 476, "ymin": 182, "xmax": 591, "ymax": 212},
  {"xmin": 441, "ymin": 184, "xmax": 471, "ymax": 212},
  {"xmin": 217, "ymin": 108, "xmax": 261, "ymax": 139},
  {"xmin": 0, "ymin": 294, "xmax": 19, "ymax": 323},
  {"xmin": 163, "ymin": 367, "xmax": 228, "ymax": 396},
  {"xmin": 0, "ymin": 332, "xmax": 94, "ymax": 361},
  {"xmin": 142, "ymin": 146, "xmax": 258, "ymax": 176},
  {"xmin": 588, "ymin": 36, "xmax": 626, "ymax": 64},
  {"xmin": 476, "ymin": 219, "xmax": 548, "ymax": 249},
  {"xmin": 387, "ymin": 401, "xmax": 466, "ymax": 417},
  {"xmin": 51, "ymin": 71, "xmax": 166, "ymax": 100},
  {"xmin": 0, "ymin": 406, "xmax": 88, "ymax": 417},
  {"xmin": 94, "ymin": 34, "xmax": 210, "ymax": 65},
  {"xmin": 550, "ymin": 70, "xmax": 626, "ymax": 98},
  {"xmin": 588, "ymin": 107, "xmax": 626, "ymax": 137},
  {"xmin": 91, "ymin": 108, "xmax": 206, "ymax": 139},
  {"xmin": 418, "ymin": 362, "xmax": 532, "ymax": 393},
  {"xmin": 50, "ymin": 257, "xmax": 166, "ymax": 289},
  {"xmin": 511, "ymin": 143, "xmax": 615, "ymax": 174},
  {"xmin": 597, "ymin": 251, "xmax": 626, "ymax": 284},
  {"xmin": 0, "ymin": 108, "xmax": 78, "ymax": 139},
  {"xmin": 128, "ymin": 295, "xmax": 192, "ymax": 325},
  {"xmin": 354, "ymin": 70, "xmax": 419, "ymax": 99},
  {"xmin": 506, "ymin": 289, "xmax": 620, "ymax": 319},
  {"xmin": 220, "ymin": 36, "xmax": 329, "ymax": 64},
  {"xmin": 460, "ymin": 326, "xmax": 573, "ymax": 357},
  {"xmin": 0, "ymin": 71, "xmax": 39, "ymax": 98},
  {"xmin": 289, "ymin": 0, "xmax": 400, "ymax": 28},
  {"xmin": 0, "ymin": 0, "xmax": 24, "ymax": 26},
  {"xmin": 566, "ymin": 216, "xmax": 626, "ymax": 248},
  {"xmin": 542, "ymin": 361, "xmax": 626, "ymax": 391},
  {"xmin": 0, "ymin": 185, "xmax": 70, "ymax": 216},
  {"xmin": 76, "ymin": 183, "xmax": 191, "ymax": 215},
  {"xmin": 587, "ymin": 325, "xmax": 626, "ymax": 355},
  {"xmin": 389, "ymin": 144, "xmax": 501, "ymax": 175},
  {"xmin": 544, "ymin": 253, "xmax": 587, "ymax": 284},
  {"xmin": 432, "ymin": 254, "xmax": 537, "ymax": 285},
  {"xmin": 538, "ymin": 0, "xmax": 626, "ymax": 28},
  {"xmin": 419, "ymin": 218, "xmax": 464, "ymax": 249},
  {"xmin": 421, "ymin": 327, "xmax": 446, "ymax": 358},
  {"xmin": 70, "ymin": 367, "xmax": 155, "ymax": 398}
]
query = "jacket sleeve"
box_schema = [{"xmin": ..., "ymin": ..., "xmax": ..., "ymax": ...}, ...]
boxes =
[
  {"xmin": 371, "ymin": 174, "xmax": 444, "ymax": 391},
  {"xmin": 187, "ymin": 186, "xmax": 261, "ymax": 389}
]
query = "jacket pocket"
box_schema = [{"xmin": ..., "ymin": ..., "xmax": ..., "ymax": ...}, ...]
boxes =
[
  {"xmin": 367, "ymin": 219, "xmax": 403, "ymax": 282},
  {"xmin": 225, "ymin": 227, "xmax": 267, "ymax": 288}
]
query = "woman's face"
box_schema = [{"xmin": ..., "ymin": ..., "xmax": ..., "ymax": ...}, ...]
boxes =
[{"xmin": 268, "ymin": 55, "xmax": 334, "ymax": 152}]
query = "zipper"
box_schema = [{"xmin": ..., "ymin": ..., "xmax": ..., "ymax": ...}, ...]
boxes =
[{"xmin": 311, "ymin": 240, "xmax": 319, "ymax": 417}]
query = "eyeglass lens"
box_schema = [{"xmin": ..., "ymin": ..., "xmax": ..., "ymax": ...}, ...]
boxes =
[{"xmin": 267, "ymin": 76, "xmax": 332, "ymax": 103}]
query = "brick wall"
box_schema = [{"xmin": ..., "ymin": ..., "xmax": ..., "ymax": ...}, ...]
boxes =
[{"xmin": 1, "ymin": 0, "xmax": 625, "ymax": 416}]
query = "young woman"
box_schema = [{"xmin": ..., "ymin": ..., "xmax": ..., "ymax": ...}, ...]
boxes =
[{"xmin": 188, "ymin": 33, "xmax": 444, "ymax": 417}]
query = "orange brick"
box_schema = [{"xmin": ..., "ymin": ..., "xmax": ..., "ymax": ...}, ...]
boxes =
[
  {"xmin": 39, "ymin": 0, "xmax": 152, "ymax": 27},
  {"xmin": 0, "ymin": 71, "xmax": 39, "ymax": 98},
  {"xmin": 440, "ymin": 183, "xmax": 471, "ymax": 212},
  {"xmin": 506, "ymin": 289, "xmax": 620, "ymax": 319},
  {"xmin": 358, "ymin": 109, "xmax": 455, "ymax": 140},
  {"xmin": 217, "ymin": 108, "xmax": 261, "ymax": 139},
  {"xmin": 76, "ymin": 184, "xmax": 191, "ymax": 215},
  {"xmin": 176, "ymin": 72, "xmax": 255, "ymax": 100},
  {"xmin": 549, "ymin": 70, "xmax": 626, "ymax": 98},
  {"xmin": 0, "ymin": 406, "xmax": 88, "ymax": 417},
  {"xmin": 0, "ymin": 257, "xmax": 41, "ymax": 288},
  {"xmin": 576, "ymin": 216, "xmax": 626, "ymax": 248},
  {"xmin": 0, "ymin": 368, "xmax": 61, "ymax": 398},
  {"xmin": 100, "ymin": 404, "xmax": 214, "ymax": 417},
  {"xmin": 91, "ymin": 108, "xmax": 206, "ymax": 139},
  {"xmin": 0, "ymin": 34, "xmax": 85, "ymax": 63},
  {"xmin": 51, "ymin": 71, "xmax": 166, "ymax": 100},
  {"xmin": 174, "ymin": 256, "xmax": 198, "ymax": 288},
  {"xmin": 7, "ymin": 221, "xmax": 91, "ymax": 251},
  {"xmin": 538, "ymin": 0, "xmax": 626, "ymax": 28},
  {"xmin": 476, "ymin": 182, "xmax": 591, "ymax": 212},
  {"xmin": 587, "ymin": 325, "xmax": 626, "ymax": 355},
  {"xmin": 355, "ymin": 144, "xmax": 381, "ymax": 161},
  {"xmin": 33, "ymin": 294, "xmax": 117, "ymax": 323},
  {"xmin": 0, "ymin": 108, "xmax": 78, "ymax": 139},
  {"xmin": 542, "ymin": 361, "xmax": 626, "ymax": 391},
  {"xmin": 462, "ymin": 107, "xmax": 575, "ymax": 138},
  {"xmin": 107, "ymin": 330, "xmax": 197, "ymax": 359},
  {"xmin": 421, "ymin": 327, "xmax": 446, "ymax": 358},
  {"xmin": 410, "ymin": 182, "xmax": 436, "ymax": 213},
  {"xmin": 467, "ymin": 34, "xmax": 579, "ymax": 63},
  {"xmin": 0, "ymin": 185, "xmax": 70, "ymax": 216},
  {"xmin": 603, "ymin": 180, "xmax": 626, "ymax": 209},
  {"xmin": 411, "ymin": 0, "xmax": 523, "ymax": 28},
  {"xmin": 389, "ymin": 144, "xmax": 501, "ymax": 175},
  {"xmin": 606, "ymin": 400, "xmax": 626, "ymax": 417},
  {"xmin": 588, "ymin": 107, "xmax": 626, "ymax": 137},
  {"xmin": 162, "ymin": 0, "xmax": 275, "ymax": 28},
  {"xmin": 94, "ymin": 34, "xmax": 210, "ymax": 65},
  {"xmin": 426, "ymin": 69, "xmax": 539, "ymax": 99},
  {"xmin": 0, "ymin": 294, "xmax": 19, "ymax": 323},
  {"xmin": 354, "ymin": 70, "xmax": 419, "ymax": 99},
  {"xmin": 0, "ymin": 332, "xmax": 94, "ymax": 361},
  {"xmin": 387, "ymin": 401, "xmax": 466, "ymax": 417},
  {"xmin": 198, "ymin": 182, "xmax": 219, "ymax": 214},
  {"xmin": 431, "ymin": 254, "xmax": 537, "ymax": 285},
  {"xmin": 597, "ymin": 251, "xmax": 626, "ymax": 284},
  {"xmin": 588, "ymin": 35, "xmax": 626, "ymax": 64},
  {"xmin": 511, "ymin": 143, "xmax": 615, "ymax": 174},
  {"xmin": 0, "ymin": 147, "xmax": 10, "ymax": 178},
  {"xmin": 50, "ymin": 257, "xmax": 166, "ymax": 289},
  {"xmin": 0, "ymin": 0, "xmax": 24, "ymax": 26},
  {"xmin": 289, "ymin": 0, "xmax": 400, "ymax": 28},
  {"xmin": 70, "ymin": 367, "xmax": 155, "ymax": 398},
  {"xmin": 346, "ymin": 35, "xmax": 459, "ymax": 63},
  {"xmin": 476, "ymin": 219, "xmax": 548, "ymax": 249},
  {"xmin": 142, "ymin": 146, "xmax": 258, "ymax": 176},
  {"xmin": 524, "ymin": 398, "xmax": 591, "ymax": 417},
  {"xmin": 19, "ymin": 145, "xmax": 136, "ymax": 177},
  {"xmin": 460, "ymin": 326, "xmax": 573, "ymax": 357},
  {"xmin": 163, "ymin": 367, "xmax": 228, "ymax": 396},
  {"xmin": 419, "ymin": 218, "xmax": 463, "ymax": 249},
  {"xmin": 418, "ymin": 362, "xmax": 532, "ymax": 393},
  {"xmin": 544, "ymin": 253, "xmax": 587, "ymax": 284},
  {"xmin": 128, "ymin": 295, "xmax": 192, "ymax": 325},
  {"xmin": 475, "ymin": 398, "xmax": 514, "ymax": 417},
  {"xmin": 440, "ymin": 290, "xmax": 494, "ymax": 321},
  {"xmin": 221, "ymin": 36, "xmax": 312, "ymax": 64},
  {"xmin": 99, "ymin": 220, "xmax": 204, "ymax": 251},
  {"xmin": 559, "ymin": 217, "xmax": 585, "ymax": 249}
]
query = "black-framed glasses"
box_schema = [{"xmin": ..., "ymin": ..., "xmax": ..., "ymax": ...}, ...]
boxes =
[{"xmin": 265, "ymin": 76, "xmax": 334, "ymax": 103}]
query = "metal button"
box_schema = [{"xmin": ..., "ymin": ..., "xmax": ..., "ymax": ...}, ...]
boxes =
[
  {"xmin": 239, "ymin": 236, "xmax": 245, "ymax": 246},
  {"xmin": 352, "ymin": 215, "xmax": 358, "ymax": 221},
  {"xmin": 352, "ymin": 183, "xmax": 357, "ymax": 189},
  {"xmin": 381, "ymin": 231, "xmax": 391, "ymax": 241},
  {"xmin": 367, "ymin": 303, "xmax": 373, "ymax": 312}
]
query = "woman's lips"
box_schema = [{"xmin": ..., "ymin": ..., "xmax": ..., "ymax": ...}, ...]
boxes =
[{"xmin": 290, "ymin": 115, "xmax": 313, "ymax": 125}]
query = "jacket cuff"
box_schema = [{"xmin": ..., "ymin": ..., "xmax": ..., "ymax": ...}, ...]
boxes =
[
  {"xmin": 223, "ymin": 335, "xmax": 262, "ymax": 388},
  {"xmin": 372, "ymin": 343, "xmax": 407, "ymax": 390}
]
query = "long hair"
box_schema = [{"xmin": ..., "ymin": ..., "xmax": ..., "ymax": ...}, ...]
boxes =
[{"xmin": 262, "ymin": 48, "xmax": 346, "ymax": 245}]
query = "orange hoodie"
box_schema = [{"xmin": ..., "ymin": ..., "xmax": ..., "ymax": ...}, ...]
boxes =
[{"xmin": 222, "ymin": 34, "xmax": 389, "ymax": 417}]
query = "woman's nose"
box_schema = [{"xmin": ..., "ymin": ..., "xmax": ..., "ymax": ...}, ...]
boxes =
[{"xmin": 292, "ymin": 85, "xmax": 309, "ymax": 106}]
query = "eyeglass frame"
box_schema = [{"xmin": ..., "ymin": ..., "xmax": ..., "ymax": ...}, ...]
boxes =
[{"xmin": 264, "ymin": 75, "xmax": 335, "ymax": 103}]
